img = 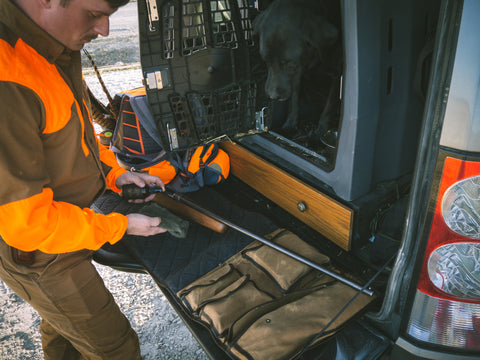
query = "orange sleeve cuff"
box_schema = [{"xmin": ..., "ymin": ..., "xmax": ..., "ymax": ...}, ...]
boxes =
[
  {"xmin": 98, "ymin": 142, "xmax": 127, "ymax": 193},
  {"xmin": 0, "ymin": 188, "xmax": 128, "ymax": 253},
  {"xmin": 105, "ymin": 165, "xmax": 127, "ymax": 193}
]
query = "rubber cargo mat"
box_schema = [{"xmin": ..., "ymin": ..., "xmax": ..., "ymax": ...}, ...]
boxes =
[{"xmin": 92, "ymin": 188, "xmax": 278, "ymax": 293}]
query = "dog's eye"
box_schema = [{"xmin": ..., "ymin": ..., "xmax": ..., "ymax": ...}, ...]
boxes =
[{"xmin": 283, "ymin": 61, "xmax": 298, "ymax": 74}]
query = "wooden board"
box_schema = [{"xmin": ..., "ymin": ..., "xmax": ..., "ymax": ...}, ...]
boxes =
[{"xmin": 221, "ymin": 141, "xmax": 353, "ymax": 250}]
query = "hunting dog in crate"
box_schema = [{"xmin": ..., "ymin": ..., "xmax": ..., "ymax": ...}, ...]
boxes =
[{"xmin": 253, "ymin": 0, "xmax": 341, "ymax": 139}]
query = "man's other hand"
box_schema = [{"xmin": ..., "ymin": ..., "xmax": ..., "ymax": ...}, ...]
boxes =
[{"xmin": 126, "ymin": 213, "xmax": 168, "ymax": 236}]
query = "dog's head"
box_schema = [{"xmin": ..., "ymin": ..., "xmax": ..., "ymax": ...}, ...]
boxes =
[{"xmin": 253, "ymin": 0, "xmax": 338, "ymax": 101}]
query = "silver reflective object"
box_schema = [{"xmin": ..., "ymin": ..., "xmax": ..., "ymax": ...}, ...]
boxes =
[
  {"xmin": 442, "ymin": 176, "xmax": 480, "ymax": 239},
  {"xmin": 428, "ymin": 242, "xmax": 480, "ymax": 299}
]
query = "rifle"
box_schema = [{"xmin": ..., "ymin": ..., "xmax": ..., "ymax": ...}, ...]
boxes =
[{"xmin": 122, "ymin": 185, "xmax": 374, "ymax": 296}]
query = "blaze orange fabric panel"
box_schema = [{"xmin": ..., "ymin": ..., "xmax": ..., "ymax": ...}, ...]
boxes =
[
  {"xmin": 0, "ymin": 188, "xmax": 128, "ymax": 254},
  {"xmin": 209, "ymin": 148, "xmax": 230, "ymax": 181},
  {"xmin": 0, "ymin": 39, "xmax": 73, "ymax": 133},
  {"xmin": 122, "ymin": 87, "xmax": 146, "ymax": 97},
  {"xmin": 144, "ymin": 160, "xmax": 178, "ymax": 184},
  {"xmin": 98, "ymin": 143, "xmax": 127, "ymax": 192},
  {"xmin": 187, "ymin": 145, "xmax": 213, "ymax": 173},
  {"xmin": 187, "ymin": 145, "xmax": 230, "ymax": 181}
]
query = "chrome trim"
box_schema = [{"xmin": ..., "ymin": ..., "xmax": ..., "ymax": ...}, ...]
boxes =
[
  {"xmin": 396, "ymin": 337, "xmax": 480, "ymax": 360},
  {"xmin": 407, "ymin": 290, "xmax": 480, "ymax": 350}
]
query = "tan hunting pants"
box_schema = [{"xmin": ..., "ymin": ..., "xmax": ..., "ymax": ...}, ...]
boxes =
[{"xmin": 0, "ymin": 238, "xmax": 141, "ymax": 360}]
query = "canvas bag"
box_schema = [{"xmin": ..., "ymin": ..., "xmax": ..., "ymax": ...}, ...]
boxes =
[
  {"xmin": 110, "ymin": 87, "xmax": 178, "ymax": 184},
  {"xmin": 110, "ymin": 87, "xmax": 230, "ymax": 190},
  {"xmin": 177, "ymin": 229, "xmax": 375, "ymax": 359},
  {"xmin": 168, "ymin": 143, "xmax": 230, "ymax": 193}
]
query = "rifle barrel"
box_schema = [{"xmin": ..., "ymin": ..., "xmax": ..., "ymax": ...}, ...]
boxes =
[{"xmin": 165, "ymin": 189, "xmax": 374, "ymax": 296}]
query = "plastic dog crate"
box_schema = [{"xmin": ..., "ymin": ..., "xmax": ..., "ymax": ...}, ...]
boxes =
[
  {"xmin": 237, "ymin": 0, "xmax": 440, "ymax": 201},
  {"xmin": 137, "ymin": 0, "xmax": 441, "ymax": 202},
  {"xmin": 137, "ymin": 0, "xmax": 264, "ymax": 152}
]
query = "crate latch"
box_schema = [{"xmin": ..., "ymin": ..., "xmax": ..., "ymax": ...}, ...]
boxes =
[{"xmin": 146, "ymin": 69, "xmax": 169, "ymax": 90}]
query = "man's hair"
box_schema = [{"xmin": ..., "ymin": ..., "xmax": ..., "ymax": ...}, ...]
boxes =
[{"xmin": 59, "ymin": 0, "xmax": 130, "ymax": 8}]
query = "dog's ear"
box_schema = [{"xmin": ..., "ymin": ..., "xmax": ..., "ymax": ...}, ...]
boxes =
[
  {"xmin": 304, "ymin": 17, "xmax": 338, "ymax": 50},
  {"xmin": 319, "ymin": 21, "xmax": 339, "ymax": 47},
  {"xmin": 302, "ymin": 17, "xmax": 338, "ymax": 67},
  {"xmin": 252, "ymin": 0, "xmax": 282, "ymax": 36},
  {"xmin": 252, "ymin": 14, "xmax": 262, "ymax": 36},
  {"xmin": 252, "ymin": 7, "xmax": 270, "ymax": 36}
]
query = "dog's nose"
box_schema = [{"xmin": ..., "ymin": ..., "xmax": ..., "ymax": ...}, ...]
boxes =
[
  {"xmin": 266, "ymin": 86, "xmax": 289, "ymax": 101},
  {"xmin": 268, "ymin": 91, "xmax": 281, "ymax": 100}
]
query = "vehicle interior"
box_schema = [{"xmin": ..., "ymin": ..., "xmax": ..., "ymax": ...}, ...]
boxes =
[{"xmin": 92, "ymin": 0, "xmax": 443, "ymax": 358}]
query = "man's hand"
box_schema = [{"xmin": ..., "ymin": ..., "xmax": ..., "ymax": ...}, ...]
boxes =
[
  {"xmin": 116, "ymin": 172, "xmax": 165, "ymax": 203},
  {"xmin": 126, "ymin": 213, "xmax": 168, "ymax": 236}
]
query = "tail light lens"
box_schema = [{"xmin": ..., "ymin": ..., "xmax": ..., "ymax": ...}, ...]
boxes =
[{"xmin": 407, "ymin": 156, "xmax": 480, "ymax": 350}]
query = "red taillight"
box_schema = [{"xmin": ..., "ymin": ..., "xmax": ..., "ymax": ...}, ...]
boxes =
[
  {"xmin": 417, "ymin": 157, "xmax": 480, "ymax": 302},
  {"xmin": 407, "ymin": 156, "xmax": 480, "ymax": 350}
]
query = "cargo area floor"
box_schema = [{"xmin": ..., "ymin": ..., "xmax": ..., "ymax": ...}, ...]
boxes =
[
  {"xmin": 92, "ymin": 186, "xmax": 278, "ymax": 294},
  {"xmin": 92, "ymin": 182, "xmax": 391, "ymax": 360}
]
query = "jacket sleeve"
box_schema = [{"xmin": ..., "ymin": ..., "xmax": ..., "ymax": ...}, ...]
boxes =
[
  {"xmin": 0, "ymin": 188, "xmax": 128, "ymax": 253},
  {"xmin": 98, "ymin": 141, "xmax": 127, "ymax": 193},
  {"xmin": 0, "ymin": 82, "xmax": 128, "ymax": 253}
]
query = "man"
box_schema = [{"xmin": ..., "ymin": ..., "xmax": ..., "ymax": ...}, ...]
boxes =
[{"xmin": 0, "ymin": 0, "xmax": 168, "ymax": 358}]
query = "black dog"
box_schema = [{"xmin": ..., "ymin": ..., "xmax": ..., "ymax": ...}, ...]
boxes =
[{"xmin": 253, "ymin": 0, "xmax": 340, "ymax": 132}]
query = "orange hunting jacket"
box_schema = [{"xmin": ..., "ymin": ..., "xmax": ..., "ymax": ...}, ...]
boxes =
[{"xmin": 0, "ymin": 0, "xmax": 128, "ymax": 253}]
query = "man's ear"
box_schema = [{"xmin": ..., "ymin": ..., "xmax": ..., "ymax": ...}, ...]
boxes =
[{"xmin": 37, "ymin": 0, "xmax": 53, "ymax": 9}]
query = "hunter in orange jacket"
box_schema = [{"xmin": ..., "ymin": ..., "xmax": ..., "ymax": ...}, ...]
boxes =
[
  {"xmin": 0, "ymin": 1, "xmax": 169, "ymax": 358},
  {"xmin": 0, "ymin": 0, "xmax": 165, "ymax": 254}
]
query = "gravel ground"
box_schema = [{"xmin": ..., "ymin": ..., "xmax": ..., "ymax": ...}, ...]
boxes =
[
  {"xmin": 0, "ymin": 2, "xmax": 209, "ymax": 359},
  {"xmin": 0, "ymin": 260, "xmax": 208, "ymax": 360}
]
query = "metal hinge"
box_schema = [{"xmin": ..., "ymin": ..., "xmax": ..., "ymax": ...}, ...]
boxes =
[
  {"xmin": 166, "ymin": 123, "xmax": 179, "ymax": 150},
  {"xmin": 146, "ymin": 0, "xmax": 159, "ymax": 32}
]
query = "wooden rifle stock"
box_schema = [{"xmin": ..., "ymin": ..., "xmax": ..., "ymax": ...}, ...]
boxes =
[{"xmin": 153, "ymin": 193, "xmax": 228, "ymax": 234}]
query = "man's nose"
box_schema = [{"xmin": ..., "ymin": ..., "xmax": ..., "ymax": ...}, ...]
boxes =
[{"xmin": 94, "ymin": 16, "xmax": 110, "ymax": 37}]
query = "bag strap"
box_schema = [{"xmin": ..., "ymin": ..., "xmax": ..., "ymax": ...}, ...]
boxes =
[
  {"xmin": 184, "ymin": 144, "xmax": 219, "ymax": 176},
  {"xmin": 199, "ymin": 144, "xmax": 219, "ymax": 168}
]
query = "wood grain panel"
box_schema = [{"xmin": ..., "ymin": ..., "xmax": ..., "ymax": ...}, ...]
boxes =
[{"xmin": 221, "ymin": 141, "xmax": 353, "ymax": 250}]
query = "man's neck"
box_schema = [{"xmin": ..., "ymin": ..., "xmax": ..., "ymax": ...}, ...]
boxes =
[{"xmin": 13, "ymin": 0, "xmax": 45, "ymax": 29}]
